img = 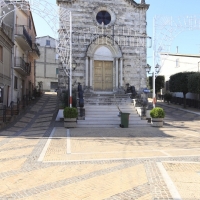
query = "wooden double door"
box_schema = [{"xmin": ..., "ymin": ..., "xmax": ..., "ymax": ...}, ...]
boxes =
[{"xmin": 94, "ymin": 61, "xmax": 113, "ymax": 91}]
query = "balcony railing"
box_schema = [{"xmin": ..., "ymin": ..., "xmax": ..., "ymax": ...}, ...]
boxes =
[
  {"xmin": 32, "ymin": 43, "xmax": 40, "ymax": 56},
  {"xmin": 15, "ymin": 25, "xmax": 32, "ymax": 48},
  {"xmin": 1, "ymin": 22, "xmax": 13, "ymax": 40},
  {"xmin": 15, "ymin": 57, "xmax": 31, "ymax": 75}
]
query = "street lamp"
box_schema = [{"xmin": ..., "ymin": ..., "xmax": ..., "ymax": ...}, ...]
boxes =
[
  {"xmin": 145, "ymin": 64, "xmax": 151, "ymax": 74},
  {"xmin": 68, "ymin": 61, "xmax": 77, "ymax": 106},
  {"xmin": 152, "ymin": 64, "xmax": 160, "ymax": 108}
]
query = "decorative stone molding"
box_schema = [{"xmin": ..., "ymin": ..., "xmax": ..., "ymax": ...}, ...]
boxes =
[
  {"xmin": 92, "ymin": 6, "xmax": 116, "ymax": 28},
  {"xmin": 86, "ymin": 36, "xmax": 122, "ymax": 58}
]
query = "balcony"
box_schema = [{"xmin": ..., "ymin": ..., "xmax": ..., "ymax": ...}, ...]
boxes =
[
  {"xmin": 2, "ymin": 22, "xmax": 13, "ymax": 40},
  {"xmin": 29, "ymin": 43, "xmax": 40, "ymax": 59},
  {"xmin": 14, "ymin": 57, "xmax": 31, "ymax": 76},
  {"xmin": 15, "ymin": 25, "xmax": 32, "ymax": 51}
]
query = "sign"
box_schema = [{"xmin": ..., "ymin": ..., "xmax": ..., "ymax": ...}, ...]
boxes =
[{"xmin": 143, "ymin": 89, "xmax": 151, "ymax": 93}]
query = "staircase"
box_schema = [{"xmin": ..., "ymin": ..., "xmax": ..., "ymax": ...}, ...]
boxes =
[{"xmin": 77, "ymin": 93, "xmax": 149, "ymax": 128}]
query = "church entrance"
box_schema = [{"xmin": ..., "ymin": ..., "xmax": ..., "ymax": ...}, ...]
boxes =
[{"xmin": 94, "ymin": 61, "xmax": 113, "ymax": 91}]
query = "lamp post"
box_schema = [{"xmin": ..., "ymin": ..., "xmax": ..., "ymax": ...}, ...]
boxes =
[{"xmin": 68, "ymin": 61, "xmax": 77, "ymax": 107}]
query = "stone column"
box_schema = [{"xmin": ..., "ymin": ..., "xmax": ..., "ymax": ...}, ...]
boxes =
[
  {"xmin": 90, "ymin": 57, "xmax": 93, "ymax": 88},
  {"xmin": 85, "ymin": 57, "xmax": 88, "ymax": 87},
  {"xmin": 116, "ymin": 58, "xmax": 119, "ymax": 89},
  {"xmin": 120, "ymin": 58, "xmax": 123, "ymax": 87}
]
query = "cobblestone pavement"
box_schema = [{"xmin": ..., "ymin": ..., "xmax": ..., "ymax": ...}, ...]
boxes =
[{"xmin": 0, "ymin": 94, "xmax": 200, "ymax": 200}]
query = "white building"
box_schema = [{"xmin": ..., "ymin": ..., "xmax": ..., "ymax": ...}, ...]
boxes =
[
  {"xmin": 35, "ymin": 36, "xmax": 59, "ymax": 92},
  {"xmin": 159, "ymin": 53, "xmax": 200, "ymax": 99}
]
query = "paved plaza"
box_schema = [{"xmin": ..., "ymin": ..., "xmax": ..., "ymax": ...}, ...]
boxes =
[{"xmin": 0, "ymin": 93, "xmax": 200, "ymax": 200}]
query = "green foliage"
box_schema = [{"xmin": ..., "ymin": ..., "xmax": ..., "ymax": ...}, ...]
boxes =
[
  {"xmin": 147, "ymin": 76, "xmax": 165, "ymax": 94},
  {"xmin": 164, "ymin": 93, "xmax": 172, "ymax": 103},
  {"xmin": 63, "ymin": 107, "xmax": 78, "ymax": 118},
  {"xmin": 150, "ymin": 107, "xmax": 165, "ymax": 118},
  {"xmin": 169, "ymin": 72, "xmax": 195, "ymax": 95},
  {"xmin": 188, "ymin": 73, "xmax": 200, "ymax": 93},
  {"xmin": 169, "ymin": 72, "xmax": 195, "ymax": 108}
]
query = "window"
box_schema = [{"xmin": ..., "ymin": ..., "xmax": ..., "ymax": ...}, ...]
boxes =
[
  {"xmin": 14, "ymin": 76, "xmax": 18, "ymax": 89},
  {"xmin": 50, "ymin": 82, "xmax": 58, "ymax": 89},
  {"xmin": 96, "ymin": 11, "xmax": 111, "ymax": 25},
  {"xmin": 56, "ymin": 68, "xmax": 59, "ymax": 75},
  {"xmin": 46, "ymin": 40, "xmax": 50, "ymax": 46},
  {"xmin": 0, "ymin": 45, "xmax": 3, "ymax": 62}
]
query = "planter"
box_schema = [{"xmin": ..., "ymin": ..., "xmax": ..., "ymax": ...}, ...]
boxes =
[
  {"xmin": 151, "ymin": 118, "xmax": 164, "ymax": 127},
  {"xmin": 64, "ymin": 118, "xmax": 77, "ymax": 128}
]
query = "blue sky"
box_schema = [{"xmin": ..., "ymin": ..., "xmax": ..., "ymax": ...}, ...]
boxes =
[{"xmin": 32, "ymin": 0, "xmax": 200, "ymax": 66}]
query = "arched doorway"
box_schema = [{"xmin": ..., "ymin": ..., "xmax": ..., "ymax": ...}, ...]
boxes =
[{"xmin": 86, "ymin": 37, "xmax": 122, "ymax": 92}]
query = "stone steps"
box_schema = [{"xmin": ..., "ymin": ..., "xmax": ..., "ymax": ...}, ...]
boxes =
[
  {"xmin": 84, "ymin": 93, "xmax": 132, "ymax": 106},
  {"xmin": 77, "ymin": 105, "xmax": 149, "ymax": 128}
]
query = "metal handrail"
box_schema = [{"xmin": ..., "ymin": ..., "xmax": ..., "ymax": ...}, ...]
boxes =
[
  {"xmin": 15, "ymin": 57, "xmax": 30, "ymax": 74},
  {"xmin": 32, "ymin": 43, "xmax": 40, "ymax": 56},
  {"xmin": 15, "ymin": 25, "xmax": 32, "ymax": 48}
]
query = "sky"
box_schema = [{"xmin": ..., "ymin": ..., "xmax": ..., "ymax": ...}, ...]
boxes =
[{"xmin": 32, "ymin": 0, "xmax": 200, "ymax": 68}]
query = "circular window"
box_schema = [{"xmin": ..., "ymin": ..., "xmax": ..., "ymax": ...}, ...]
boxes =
[{"xmin": 96, "ymin": 11, "xmax": 111, "ymax": 25}]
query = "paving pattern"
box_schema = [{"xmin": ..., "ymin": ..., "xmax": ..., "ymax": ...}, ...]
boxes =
[{"xmin": 0, "ymin": 94, "xmax": 200, "ymax": 199}]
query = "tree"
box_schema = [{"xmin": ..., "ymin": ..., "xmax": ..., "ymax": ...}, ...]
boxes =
[
  {"xmin": 147, "ymin": 75, "xmax": 165, "ymax": 96},
  {"xmin": 169, "ymin": 72, "xmax": 194, "ymax": 108},
  {"xmin": 188, "ymin": 73, "xmax": 200, "ymax": 94}
]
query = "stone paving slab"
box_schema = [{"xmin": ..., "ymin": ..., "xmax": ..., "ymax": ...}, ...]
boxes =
[
  {"xmin": 41, "ymin": 127, "xmax": 200, "ymax": 163},
  {"xmin": 21, "ymin": 164, "xmax": 148, "ymax": 200},
  {"xmin": 0, "ymin": 94, "xmax": 200, "ymax": 199},
  {"xmin": 14, "ymin": 122, "xmax": 28, "ymax": 128},
  {"xmin": 24, "ymin": 113, "xmax": 35, "ymax": 118},
  {"xmin": 163, "ymin": 162, "xmax": 200, "ymax": 199}
]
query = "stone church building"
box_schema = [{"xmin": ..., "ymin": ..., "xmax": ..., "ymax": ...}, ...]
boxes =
[{"xmin": 57, "ymin": 0, "xmax": 149, "ymax": 94}]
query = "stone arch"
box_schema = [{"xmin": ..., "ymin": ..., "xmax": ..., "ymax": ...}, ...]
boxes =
[
  {"xmin": 86, "ymin": 36, "xmax": 122, "ymax": 58},
  {"xmin": 85, "ymin": 36, "xmax": 123, "ymax": 92}
]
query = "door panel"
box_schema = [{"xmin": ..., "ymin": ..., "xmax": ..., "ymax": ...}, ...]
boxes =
[
  {"xmin": 94, "ymin": 61, "xmax": 103, "ymax": 90},
  {"xmin": 103, "ymin": 61, "xmax": 113, "ymax": 90},
  {"xmin": 94, "ymin": 61, "xmax": 113, "ymax": 91}
]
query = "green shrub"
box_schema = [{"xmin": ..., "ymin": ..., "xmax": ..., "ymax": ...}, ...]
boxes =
[
  {"xmin": 63, "ymin": 107, "xmax": 78, "ymax": 118},
  {"xmin": 150, "ymin": 107, "xmax": 165, "ymax": 118},
  {"xmin": 164, "ymin": 93, "xmax": 172, "ymax": 103}
]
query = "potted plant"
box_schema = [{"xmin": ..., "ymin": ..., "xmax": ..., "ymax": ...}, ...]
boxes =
[
  {"xmin": 150, "ymin": 107, "xmax": 165, "ymax": 127},
  {"xmin": 63, "ymin": 107, "xmax": 78, "ymax": 128}
]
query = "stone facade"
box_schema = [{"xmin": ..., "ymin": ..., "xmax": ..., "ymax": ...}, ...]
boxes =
[
  {"xmin": 35, "ymin": 36, "xmax": 59, "ymax": 91},
  {"xmin": 2, "ymin": 3, "xmax": 39, "ymax": 102},
  {"xmin": 0, "ymin": 23, "xmax": 13, "ymax": 106},
  {"xmin": 57, "ymin": 0, "xmax": 149, "ymax": 93}
]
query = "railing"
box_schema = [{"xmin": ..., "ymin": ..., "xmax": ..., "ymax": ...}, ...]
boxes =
[
  {"xmin": 15, "ymin": 57, "xmax": 31, "ymax": 75},
  {"xmin": 1, "ymin": 22, "xmax": 13, "ymax": 40},
  {"xmin": 0, "ymin": 95, "xmax": 36, "ymax": 125},
  {"xmin": 15, "ymin": 25, "xmax": 32, "ymax": 48},
  {"xmin": 32, "ymin": 43, "xmax": 40, "ymax": 56},
  {"xmin": 170, "ymin": 97, "xmax": 200, "ymax": 109}
]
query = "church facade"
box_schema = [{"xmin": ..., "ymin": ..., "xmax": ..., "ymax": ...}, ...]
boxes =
[{"xmin": 57, "ymin": 0, "xmax": 149, "ymax": 93}]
